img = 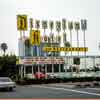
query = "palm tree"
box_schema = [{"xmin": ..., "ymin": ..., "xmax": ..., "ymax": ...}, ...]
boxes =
[{"xmin": 1, "ymin": 43, "xmax": 8, "ymax": 56}]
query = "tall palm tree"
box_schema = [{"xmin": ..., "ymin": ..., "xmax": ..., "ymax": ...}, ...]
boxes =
[{"xmin": 1, "ymin": 43, "xmax": 8, "ymax": 56}]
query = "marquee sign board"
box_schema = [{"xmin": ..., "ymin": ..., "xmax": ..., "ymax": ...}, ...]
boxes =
[
  {"xmin": 81, "ymin": 19, "xmax": 87, "ymax": 30},
  {"xmin": 22, "ymin": 57, "xmax": 64, "ymax": 64},
  {"xmin": 35, "ymin": 20, "xmax": 40, "ymax": 29},
  {"xmin": 49, "ymin": 21, "xmax": 54, "ymax": 30},
  {"xmin": 68, "ymin": 21, "xmax": 73, "ymax": 30},
  {"xmin": 43, "ymin": 47, "xmax": 88, "ymax": 52},
  {"xmin": 30, "ymin": 30, "xmax": 40, "ymax": 46},
  {"xmin": 42, "ymin": 20, "xmax": 48, "ymax": 29},
  {"xmin": 29, "ymin": 18, "xmax": 33, "ymax": 29},
  {"xmin": 74, "ymin": 22, "xmax": 80, "ymax": 30},
  {"xmin": 62, "ymin": 19, "xmax": 66, "ymax": 30},
  {"xmin": 56, "ymin": 21, "xmax": 61, "ymax": 32}
]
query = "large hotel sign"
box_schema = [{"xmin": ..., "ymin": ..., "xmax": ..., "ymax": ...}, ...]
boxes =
[
  {"xmin": 30, "ymin": 30, "xmax": 40, "ymax": 46},
  {"xmin": 17, "ymin": 15, "xmax": 28, "ymax": 31}
]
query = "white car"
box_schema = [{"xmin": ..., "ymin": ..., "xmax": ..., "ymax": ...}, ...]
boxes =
[
  {"xmin": 0, "ymin": 77, "xmax": 16, "ymax": 91},
  {"xmin": 26, "ymin": 73, "xmax": 35, "ymax": 79}
]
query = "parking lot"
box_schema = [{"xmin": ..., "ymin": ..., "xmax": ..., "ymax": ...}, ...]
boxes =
[{"xmin": 0, "ymin": 83, "xmax": 100, "ymax": 99}]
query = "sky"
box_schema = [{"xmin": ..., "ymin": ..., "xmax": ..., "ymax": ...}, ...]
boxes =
[{"xmin": 0, "ymin": 0, "xmax": 100, "ymax": 56}]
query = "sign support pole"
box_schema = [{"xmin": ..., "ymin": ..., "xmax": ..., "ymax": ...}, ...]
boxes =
[
  {"xmin": 29, "ymin": 18, "xmax": 34, "ymax": 76},
  {"xmin": 84, "ymin": 30, "xmax": 87, "ymax": 73},
  {"xmin": 44, "ymin": 29, "xmax": 47, "ymax": 79},
  {"xmin": 81, "ymin": 19, "xmax": 87, "ymax": 74},
  {"xmin": 51, "ymin": 30, "xmax": 54, "ymax": 75},
  {"xmin": 68, "ymin": 21, "xmax": 73, "ymax": 77}
]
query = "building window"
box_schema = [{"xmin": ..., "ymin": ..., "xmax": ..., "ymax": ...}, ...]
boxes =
[
  {"xmin": 54, "ymin": 64, "xmax": 59, "ymax": 72},
  {"xmin": 47, "ymin": 64, "xmax": 52, "ymax": 73},
  {"xmin": 33, "ymin": 65, "xmax": 38, "ymax": 73},
  {"xmin": 61, "ymin": 64, "xmax": 64, "ymax": 72},
  {"xmin": 26, "ymin": 66, "xmax": 32, "ymax": 74}
]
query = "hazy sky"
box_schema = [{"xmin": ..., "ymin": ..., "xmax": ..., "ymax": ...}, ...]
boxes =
[{"xmin": 0, "ymin": 0, "xmax": 100, "ymax": 56}]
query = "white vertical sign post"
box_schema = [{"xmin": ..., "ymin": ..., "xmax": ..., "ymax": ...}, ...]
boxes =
[
  {"xmin": 29, "ymin": 18, "xmax": 34, "ymax": 57},
  {"xmin": 29, "ymin": 18, "xmax": 34, "ymax": 76},
  {"xmin": 81, "ymin": 19, "xmax": 87, "ymax": 73},
  {"xmin": 68, "ymin": 21, "xmax": 73, "ymax": 76},
  {"xmin": 56, "ymin": 21, "xmax": 61, "ymax": 73},
  {"xmin": 62, "ymin": 19, "xmax": 67, "ymax": 72},
  {"xmin": 42, "ymin": 20, "xmax": 48, "ymax": 78},
  {"xmin": 74, "ymin": 22, "xmax": 80, "ymax": 74},
  {"xmin": 17, "ymin": 15, "xmax": 28, "ymax": 79},
  {"xmin": 49, "ymin": 21, "xmax": 54, "ymax": 75},
  {"xmin": 98, "ymin": 42, "xmax": 100, "ymax": 64},
  {"xmin": 74, "ymin": 22, "xmax": 80, "ymax": 56},
  {"xmin": 35, "ymin": 20, "xmax": 40, "ymax": 76}
]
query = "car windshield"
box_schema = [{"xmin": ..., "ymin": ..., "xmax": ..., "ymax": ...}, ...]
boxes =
[{"xmin": 0, "ymin": 78, "xmax": 11, "ymax": 82}]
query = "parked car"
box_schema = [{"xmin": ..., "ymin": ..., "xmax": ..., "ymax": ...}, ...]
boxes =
[
  {"xmin": 0, "ymin": 77, "xmax": 16, "ymax": 91},
  {"xmin": 47, "ymin": 73, "xmax": 58, "ymax": 79},
  {"xmin": 34, "ymin": 72, "xmax": 48, "ymax": 79},
  {"xmin": 26, "ymin": 73, "xmax": 35, "ymax": 79}
]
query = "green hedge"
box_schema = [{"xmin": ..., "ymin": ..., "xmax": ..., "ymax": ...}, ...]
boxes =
[{"xmin": 16, "ymin": 77, "xmax": 100, "ymax": 85}]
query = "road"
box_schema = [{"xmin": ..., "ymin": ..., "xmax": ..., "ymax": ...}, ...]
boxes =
[{"xmin": 0, "ymin": 83, "xmax": 100, "ymax": 99}]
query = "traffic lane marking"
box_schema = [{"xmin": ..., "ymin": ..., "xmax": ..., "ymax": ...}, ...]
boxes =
[
  {"xmin": 32, "ymin": 85, "xmax": 100, "ymax": 97},
  {"xmin": 87, "ymin": 88, "xmax": 100, "ymax": 91},
  {"xmin": 46, "ymin": 84, "xmax": 100, "ymax": 94},
  {"xmin": 49, "ymin": 84, "xmax": 75, "ymax": 88}
]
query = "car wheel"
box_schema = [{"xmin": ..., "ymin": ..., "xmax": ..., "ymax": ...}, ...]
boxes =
[{"xmin": 9, "ymin": 87, "xmax": 13, "ymax": 91}]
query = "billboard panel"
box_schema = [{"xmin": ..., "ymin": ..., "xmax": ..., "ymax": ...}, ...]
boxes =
[
  {"xmin": 17, "ymin": 15, "xmax": 28, "ymax": 31},
  {"xmin": 43, "ymin": 47, "xmax": 88, "ymax": 52},
  {"xmin": 30, "ymin": 30, "xmax": 40, "ymax": 46}
]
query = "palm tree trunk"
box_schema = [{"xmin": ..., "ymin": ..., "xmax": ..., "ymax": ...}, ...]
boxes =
[{"xmin": 4, "ymin": 50, "xmax": 6, "ymax": 56}]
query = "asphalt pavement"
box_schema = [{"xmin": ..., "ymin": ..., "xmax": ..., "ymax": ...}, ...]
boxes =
[{"xmin": 0, "ymin": 83, "xmax": 100, "ymax": 99}]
